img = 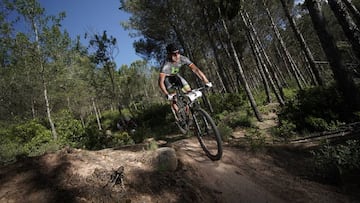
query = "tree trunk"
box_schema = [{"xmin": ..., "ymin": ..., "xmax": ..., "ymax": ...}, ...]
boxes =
[
  {"xmin": 92, "ymin": 98, "xmax": 102, "ymax": 130},
  {"xmin": 220, "ymin": 7, "xmax": 263, "ymax": 122},
  {"xmin": 274, "ymin": 45, "xmax": 290, "ymax": 87},
  {"xmin": 216, "ymin": 31, "xmax": 240, "ymax": 92},
  {"xmin": 305, "ymin": 0, "xmax": 360, "ymax": 111},
  {"xmin": 201, "ymin": 5, "xmax": 232, "ymax": 93},
  {"xmin": 263, "ymin": 3, "xmax": 304, "ymax": 90},
  {"xmin": 328, "ymin": 0, "xmax": 360, "ymax": 60},
  {"xmin": 246, "ymin": 30, "xmax": 272, "ymax": 103},
  {"xmin": 242, "ymin": 11, "xmax": 286, "ymax": 106},
  {"xmin": 32, "ymin": 17, "xmax": 57, "ymax": 140},
  {"xmin": 280, "ymin": 0, "xmax": 323, "ymax": 86},
  {"xmin": 43, "ymin": 79, "xmax": 57, "ymax": 139},
  {"xmin": 342, "ymin": 0, "xmax": 360, "ymax": 25}
]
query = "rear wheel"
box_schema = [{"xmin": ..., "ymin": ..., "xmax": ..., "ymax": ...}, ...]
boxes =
[{"xmin": 193, "ymin": 108, "xmax": 222, "ymax": 161}]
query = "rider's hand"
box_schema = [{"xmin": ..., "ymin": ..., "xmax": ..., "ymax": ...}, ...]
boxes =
[
  {"xmin": 166, "ymin": 94, "xmax": 174, "ymax": 100},
  {"xmin": 205, "ymin": 82, "xmax": 213, "ymax": 88}
]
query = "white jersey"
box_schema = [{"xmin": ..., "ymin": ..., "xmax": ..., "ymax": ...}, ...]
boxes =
[{"xmin": 160, "ymin": 55, "xmax": 192, "ymax": 76}]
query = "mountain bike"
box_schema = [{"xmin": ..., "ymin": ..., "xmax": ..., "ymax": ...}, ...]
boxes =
[{"xmin": 170, "ymin": 85, "xmax": 223, "ymax": 161}]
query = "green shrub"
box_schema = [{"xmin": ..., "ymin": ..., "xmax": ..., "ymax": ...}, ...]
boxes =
[
  {"xmin": 25, "ymin": 136, "xmax": 58, "ymax": 157},
  {"xmin": 312, "ymin": 140, "xmax": 360, "ymax": 182},
  {"xmin": 83, "ymin": 120, "xmax": 105, "ymax": 150},
  {"xmin": 304, "ymin": 116, "xmax": 341, "ymax": 132},
  {"xmin": 217, "ymin": 123, "xmax": 233, "ymax": 142},
  {"xmin": 136, "ymin": 103, "xmax": 176, "ymax": 138},
  {"xmin": 208, "ymin": 92, "xmax": 246, "ymax": 114},
  {"xmin": 271, "ymin": 120, "xmax": 296, "ymax": 140},
  {"xmin": 244, "ymin": 129, "xmax": 266, "ymax": 151},
  {"xmin": 112, "ymin": 131, "xmax": 135, "ymax": 146},
  {"xmin": 278, "ymin": 86, "xmax": 346, "ymax": 133},
  {"xmin": 220, "ymin": 111, "xmax": 254, "ymax": 128},
  {"xmin": 0, "ymin": 120, "xmax": 56, "ymax": 162},
  {"xmin": 54, "ymin": 110, "xmax": 86, "ymax": 148},
  {"xmin": 101, "ymin": 110, "xmax": 121, "ymax": 131},
  {"xmin": 282, "ymin": 88, "xmax": 298, "ymax": 100},
  {"xmin": 0, "ymin": 140, "xmax": 24, "ymax": 164},
  {"xmin": 10, "ymin": 119, "xmax": 52, "ymax": 144}
]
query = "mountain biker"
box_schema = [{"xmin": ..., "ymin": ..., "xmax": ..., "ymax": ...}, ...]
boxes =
[{"xmin": 158, "ymin": 43, "xmax": 212, "ymax": 115}]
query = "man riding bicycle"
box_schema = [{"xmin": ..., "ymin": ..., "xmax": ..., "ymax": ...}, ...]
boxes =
[{"xmin": 158, "ymin": 43, "xmax": 212, "ymax": 114}]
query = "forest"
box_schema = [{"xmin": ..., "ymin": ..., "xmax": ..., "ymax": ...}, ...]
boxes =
[{"xmin": 1, "ymin": 0, "xmax": 360, "ymax": 190}]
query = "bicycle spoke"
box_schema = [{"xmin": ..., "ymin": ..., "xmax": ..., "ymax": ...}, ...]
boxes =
[{"xmin": 193, "ymin": 108, "xmax": 222, "ymax": 160}]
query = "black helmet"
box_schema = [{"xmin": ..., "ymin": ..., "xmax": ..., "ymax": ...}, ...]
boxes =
[{"xmin": 166, "ymin": 43, "xmax": 179, "ymax": 53}]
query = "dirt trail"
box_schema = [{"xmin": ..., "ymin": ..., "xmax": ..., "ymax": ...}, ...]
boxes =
[
  {"xmin": 172, "ymin": 137, "xmax": 354, "ymax": 203},
  {"xmin": 174, "ymin": 138, "xmax": 285, "ymax": 203},
  {"xmin": 0, "ymin": 136, "xmax": 357, "ymax": 203}
]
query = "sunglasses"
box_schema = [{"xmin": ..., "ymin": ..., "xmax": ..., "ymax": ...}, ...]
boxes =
[{"xmin": 170, "ymin": 51, "xmax": 179, "ymax": 56}]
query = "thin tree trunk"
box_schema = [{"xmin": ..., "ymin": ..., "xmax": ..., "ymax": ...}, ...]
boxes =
[
  {"xmin": 280, "ymin": 0, "xmax": 323, "ymax": 86},
  {"xmin": 31, "ymin": 99, "xmax": 36, "ymax": 119},
  {"xmin": 80, "ymin": 116, "xmax": 85, "ymax": 128},
  {"xmin": 263, "ymin": 3, "xmax": 304, "ymax": 90},
  {"xmin": 328, "ymin": 0, "xmax": 360, "ymax": 59},
  {"xmin": 32, "ymin": 17, "xmax": 57, "ymax": 140},
  {"xmin": 220, "ymin": 8, "xmax": 263, "ymax": 122},
  {"xmin": 242, "ymin": 11, "xmax": 286, "ymax": 106},
  {"xmin": 246, "ymin": 30, "xmax": 272, "ymax": 103},
  {"xmin": 305, "ymin": 0, "xmax": 360, "ymax": 111},
  {"xmin": 217, "ymin": 31, "xmax": 239, "ymax": 92},
  {"xmin": 92, "ymin": 98, "xmax": 102, "ymax": 130},
  {"xmin": 215, "ymin": 68, "xmax": 227, "ymax": 93},
  {"xmin": 273, "ymin": 45, "xmax": 289, "ymax": 88},
  {"xmin": 342, "ymin": 0, "xmax": 360, "ymax": 25},
  {"xmin": 200, "ymin": 4, "xmax": 233, "ymax": 93},
  {"xmin": 43, "ymin": 78, "xmax": 57, "ymax": 139}
]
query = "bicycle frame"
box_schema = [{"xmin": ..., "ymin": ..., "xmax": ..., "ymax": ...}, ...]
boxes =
[
  {"xmin": 172, "ymin": 86, "xmax": 207, "ymax": 131},
  {"xmin": 171, "ymin": 85, "xmax": 223, "ymax": 160}
]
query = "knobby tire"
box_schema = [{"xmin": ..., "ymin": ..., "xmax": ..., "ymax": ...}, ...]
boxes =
[{"xmin": 193, "ymin": 108, "xmax": 222, "ymax": 161}]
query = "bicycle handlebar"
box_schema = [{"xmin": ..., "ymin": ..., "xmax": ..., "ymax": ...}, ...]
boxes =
[{"xmin": 185, "ymin": 86, "xmax": 210, "ymax": 102}]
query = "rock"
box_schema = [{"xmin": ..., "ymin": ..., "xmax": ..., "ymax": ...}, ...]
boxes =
[{"xmin": 152, "ymin": 147, "xmax": 178, "ymax": 171}]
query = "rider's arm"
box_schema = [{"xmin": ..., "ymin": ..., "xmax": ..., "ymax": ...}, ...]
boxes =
[
  {"xmin": 158, "ymin": 72, "xmax": 169, "ymax": 96},
  {"xmin": 189, "ymin": 63, "xmax": 209, "ymax": 84}
]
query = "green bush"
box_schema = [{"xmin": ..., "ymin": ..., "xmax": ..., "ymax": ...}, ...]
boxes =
[
  {"xmin": 278, "ymin": 86, "xmax": 346, "ymax": 133},
  {"xmin": 24, "ymin": 135, "xmax": 57, "ymax": 157},
  {"xmin": 0, "ymin": 140, "xmax": 24, "ymax": 164},
  {"xmin": 101, "ymin": 110, "xmax": 121, "ymax": 131},
  {"xmin": 217, "ymin": 123, "xmax": 233, "ymax": 142},
  {"xmin": 136, "ymin": 103, "xmax": 176, "ymax": 138},
  {"xmin": 0, "ymin": 119, "xmax": 55, "ymax": 162},
  {"xmin": 112, "ymin": 131, "xmax": 135, "ymax": 146},
  {"xmin": 10, "ymin": 119, "xmax": 52, "ymax": 144},
  {"xmin": 304, "ymin": 116, "xmax": 341, "ymax": 132},
  {"xmin": 312, "ymin": 140, "xmax": 360, "ymax": 182},
  {"xmin": 54, "ymin": 110, "xmax": 86, "ymax": 148},
  {"xmin": 282, "ymin": 87, "xmax": 298, "ymax": 100},
  {"xmin": 271, "ymin": 120, "xmax": 297, "ymax": 140},
  {"xmin": 208, "ymin": 92, "xmax": 246, "ymax": 114},
  {"xmin": 244, "ymin": 129, "xmax": 266, "ymax": 151},
  {"xmin": 218, "ymin": 111, "xmax": 254, "ymax": 128}
]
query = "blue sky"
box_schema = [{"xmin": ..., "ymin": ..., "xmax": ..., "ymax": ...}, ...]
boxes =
[{"xmin": 38, "ymin": 0, "xmax": 142, "ymax": 67}]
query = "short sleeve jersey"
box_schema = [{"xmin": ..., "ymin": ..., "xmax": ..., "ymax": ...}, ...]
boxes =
[{"xmin": 160, "ymin": 55, "xmax": 193, "ymax": 76}]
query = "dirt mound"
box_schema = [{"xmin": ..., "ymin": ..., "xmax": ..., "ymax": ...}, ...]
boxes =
[
  {"xmin": 0, "ymin": 144, "xmax": 215, "ymax": 203},
  {"xmin": 0, "ymin": 136, "xmax": 359, "ymax": 203}
]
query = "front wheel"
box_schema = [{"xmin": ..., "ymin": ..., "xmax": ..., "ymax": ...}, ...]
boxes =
[
  {"xmin": 192, "ymin": 108, "xmax": 222, "ymax": 161},
  {"xmin": 172, "ymin": 103, "xmax": 190, "ymax": 134}
]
